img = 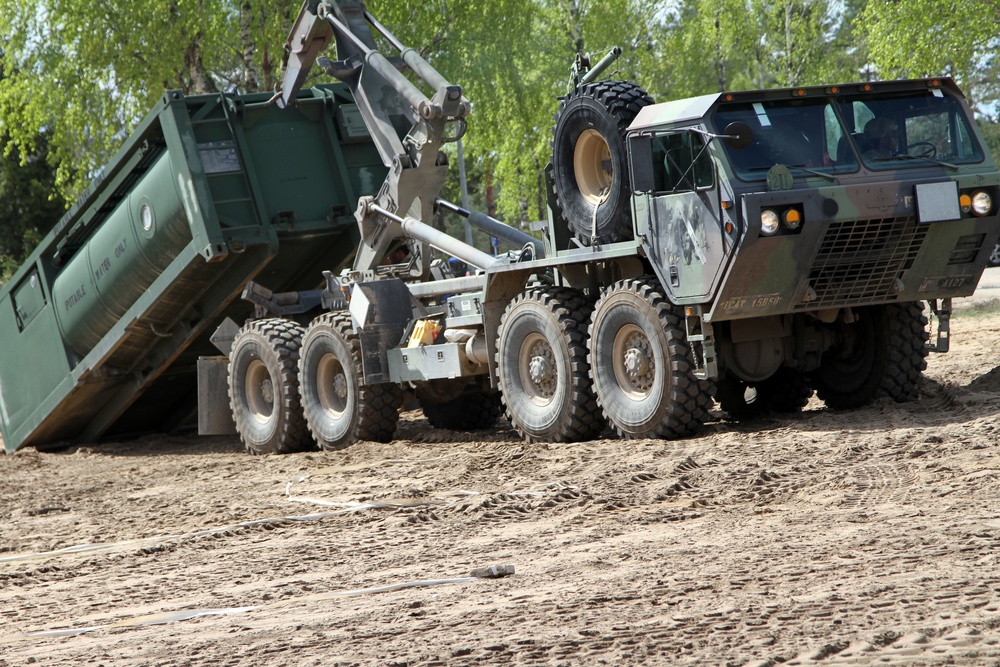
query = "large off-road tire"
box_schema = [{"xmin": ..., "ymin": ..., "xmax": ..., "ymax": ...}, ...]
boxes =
[
  {"xmin": 551, "ymin": 80, "xmax": 654, "ymax": 246},
  {"xmin": 716, "ymin": 368, "xmax": 813, "ymax": 420},
  {"xmin": 881, "ymin": 301, "xmax": 929, "ymax": 402},
  {"xmin": 812, "ymin": 308, "xmax": 881, "ymax": 409},
  {"xmin": 496, "ymin": 287, "xmax": 604, "ymax": 442},
  {"xmin": 298, "ymin": 312, "xmax": 401, "ymax": 450},
  {"xmin": 228, "ymin": 318, "xmax": 312, "ymax": 455},
  {"xmin": 422, "ymin": 390, "xmax": 503, "ymax": 431},
  {"xmin": 813, "ymin": 302, "xmax": 927, "ymax": 409},
  {"xmin": 589, "ymin": 277, "xmax": 712, "ymax": 439}
]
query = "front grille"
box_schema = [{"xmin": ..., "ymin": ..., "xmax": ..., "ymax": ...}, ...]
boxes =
[{"xmin": 797, "ymin": 216, "xmax": 926, "ymax": 309}]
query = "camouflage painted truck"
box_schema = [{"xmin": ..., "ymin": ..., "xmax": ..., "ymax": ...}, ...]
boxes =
[
  {"xmin": 204, "ymin": 0, "xmax": 1000, "ymax": 455},
  {"xmin": 0, "ymin": 83, "xmax": 387, "ymax": 453}
]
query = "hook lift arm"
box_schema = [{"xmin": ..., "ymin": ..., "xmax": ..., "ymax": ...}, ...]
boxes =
[{"xmin": 277, "ymin": 0, "xmax": 472, "ymax": 277}]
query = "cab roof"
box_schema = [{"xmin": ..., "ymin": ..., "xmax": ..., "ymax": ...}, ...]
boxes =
[{"xmin": 628, "ymin": 78, "xmax": 963, "ymax": 133}]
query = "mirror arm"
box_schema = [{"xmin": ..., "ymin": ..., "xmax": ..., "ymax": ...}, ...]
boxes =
[{"xmin": 686, "ymin": 127, "xmax": 737, "ymax": 142}]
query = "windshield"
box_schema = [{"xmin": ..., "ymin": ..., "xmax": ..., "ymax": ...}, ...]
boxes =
[
  {"xmin": 837, "ymin": 90, "xmax": 984, "ymax": 169},
  {"xmin": 713, "ymin": 97, "xmax": 856, "ymax": 180},
  {"xmin": 712, "ymin": 88, "xmax": 984, "ymax": 180}
]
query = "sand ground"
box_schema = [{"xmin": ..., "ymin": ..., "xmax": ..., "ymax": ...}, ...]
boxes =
[{"xmin": 3, "ymin": 301, "xmax": 1000, "ymax": 666}]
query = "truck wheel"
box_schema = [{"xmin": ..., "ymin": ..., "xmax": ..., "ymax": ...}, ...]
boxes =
[
  {"xmin": 812, "ymin": 308, "xmax": 881, "ymax": 409},
  {"xmin": 422, "ymin": 391, "xmax": 502, "ymax": 430},
  {"xmin": 589, "ymin": 277, "xmax": 711, "ymax": 438},
  {"xmin": 299, "ymin": 312, "xmax": 401, "ymax": 449},
  {"xmin": 229, "ymin": 319, "xmax": 312, "ymax": 455},
  {"xmin": 882, "ymin": 301, "xmax": 928, "ymax": 402},
  {"xmin": 813, "ymin": 303, "xmax": 917, "ymax": 409},
  {"xmin": 551, "ymin": 81, "xmax": 654, "ymax": 246},
  {"xmin": 496, "ymin": 287, "xmax": 603, "ymax": 442},
  {"xmin": 814, "ymin": 303, "xmax": 927, "ymax": 409}
]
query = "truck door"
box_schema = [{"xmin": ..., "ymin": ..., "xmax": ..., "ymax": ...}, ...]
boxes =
[{"xmin": 634, "ymin": 129, "xmax": 732, "ymax": 303}]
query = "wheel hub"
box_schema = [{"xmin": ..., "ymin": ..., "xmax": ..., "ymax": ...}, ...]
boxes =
[
  {"xmin": 529, "ymin": 354, "xmax": 553, "ymax": 385},
  {"xmin": 624, "ymin": 347, "xmax": 650, "ymax": 378},
  {"xmin": 574, "ymin": 129, "xmax": 613, "ymax": 206},
  {"xmin": 333, "ymin": 373, "xmax": 348, "ymax": 400},
  {"xmin": 613, "ymin": 327, "xmax": 655, "ymax": 396},
  {"xmin": 521, "ymin": 336, "xmax": 557, "ymax": 400},
  {"xmin": 317, "ymin": 352, "xmax": 349, "ymax": 417},
  {"xmin": 244, "ymin": 359, "xmax": 275, "ymax": 424}
]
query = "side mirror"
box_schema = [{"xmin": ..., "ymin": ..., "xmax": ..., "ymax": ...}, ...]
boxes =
[
  {"xmin": 628, "ymin": 135, "xmax": 655, "ymax": 193},
  {"xmin": 723, "ymin": 121, "xmax": 753, "ymax": 150}
]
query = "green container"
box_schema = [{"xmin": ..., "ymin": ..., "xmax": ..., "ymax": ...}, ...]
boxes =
[
  {"xmin": 0, "ymin": 85, "xmax": 385, "ymax": 452},
  {"xmin": 53, "ymin": 152, "xmax": 192, "ymax": 355}
]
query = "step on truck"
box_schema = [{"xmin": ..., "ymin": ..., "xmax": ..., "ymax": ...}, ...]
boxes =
[{"xmin": 207, "ymin": 0, "xmax": 1000, "ymax": 454}]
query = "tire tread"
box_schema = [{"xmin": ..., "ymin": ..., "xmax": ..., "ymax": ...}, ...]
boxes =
[
  {"xmin": 301, "ymin": 312, "xmax": 401, "ymax": 449},
  {"xmin": 497, "ymin": 287, "xmax": 603, "ymax": 442},
  {"xmin": 229, "ymin": 318, "xmax": 311, "ymax": 455}
]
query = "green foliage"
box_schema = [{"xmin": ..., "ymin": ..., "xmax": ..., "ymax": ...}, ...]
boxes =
[
  {"xmin": 862, "ymin": 0, "xmax": 996, "ymax": 80},
  {"xmin": 0, "ymin": 0, "xmax": 292, "ymax": 199},
  {"xmin": 668, "ymin": 0, "xmax": 867, "ymax": 95},
  {"xmin": 862, "ymin": 0, "xmax": 1000, "ymax": 112},
  {"xmin": 0, "ymin": 131, "xmax": 67, "ymax": 285},
  {"xmin": 371, "ymin": 0, "xmax": 667, "ymax": 224},
  {"xmin": 980, "ymin": 118, "xmax": 1000, "ymax": 160}
]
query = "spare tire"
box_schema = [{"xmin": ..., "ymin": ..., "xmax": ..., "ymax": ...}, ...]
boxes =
[{"xmin": 551, "ymin": 80, "xmax": 654, "ymax": 246}]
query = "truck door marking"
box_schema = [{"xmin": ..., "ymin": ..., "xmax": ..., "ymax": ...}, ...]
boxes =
[{"xmin": 682, "ymin": 213, "xmax": 707, "ymax": 265}]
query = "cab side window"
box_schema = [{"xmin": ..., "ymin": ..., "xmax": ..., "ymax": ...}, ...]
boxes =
[{"xmin": 652, "ymin": 131, "xmax": 713, "ymax": 193}]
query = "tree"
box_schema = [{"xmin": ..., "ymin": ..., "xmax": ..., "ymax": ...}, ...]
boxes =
[
  {"xmin": 669, "ymin": 0, "xmax": 848, "ymax": 93},
  {"xmin": 0, "ymin": 51, "xmax": 68, "ymax": 284},
  {"xmin": 862, "ymin": 0, "xmax": 1000, "ymax": 107},
  {"xmin": 370, "ymin": 0, "xmax": 669, "ymax": 225},
  {"xmin": 0, "ymin": 131, "xmax": 67, "ymax": 283},
  {"xmin": 0, "ymin": 0, "xmax": 292, "ymax": 200},
  {"xmin": 3, "ymin": 0, "xmax": 994, "ymax": 239}
]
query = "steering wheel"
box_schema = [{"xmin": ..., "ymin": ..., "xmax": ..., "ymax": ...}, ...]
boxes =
[{"xmin": 895, "ymin": 141, "xmax": 937, "ymax": 158}]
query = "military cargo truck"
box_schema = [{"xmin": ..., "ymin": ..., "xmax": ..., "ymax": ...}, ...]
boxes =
[
  {"xmin": 2, "ymin": 0, "xmax": 997, "ymax": 455},
  {"xmin": 0, "ymin": 83, "xmax": 386, "ymax": 453},
  {"xmin": 208, "ymin": 1, "xmax": 1000, "ymax": 455}
]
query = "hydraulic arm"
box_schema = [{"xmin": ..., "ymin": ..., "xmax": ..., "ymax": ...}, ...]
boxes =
[{"xmin": 279, "ymin": 0, "xmax": 471, "ymax": 277}]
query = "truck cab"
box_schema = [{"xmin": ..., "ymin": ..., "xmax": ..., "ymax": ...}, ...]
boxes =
[
  {"xmin": 624, "ymin": 78, "xmax": 999, "ymax": 416},
  {"xmin": 629, "ymin": 79, "xmax": 997, "ymax": 317}
]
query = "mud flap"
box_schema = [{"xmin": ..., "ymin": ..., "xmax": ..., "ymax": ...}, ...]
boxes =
[{"xmin": 197, "ymin": 356, "xmax": 237, "ymax": 435}]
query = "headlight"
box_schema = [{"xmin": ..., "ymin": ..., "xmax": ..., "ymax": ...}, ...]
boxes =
[
  {"xmin": 972, "ymin": 190, "xmax": 993, "ymax": 217},
  {"xmin": 760, "ymin": 209, "xmax": 780, "ymax": 236},
  {"xmin": 782, "ymin": 208, "xmax": 802, "ymax": 230}
]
